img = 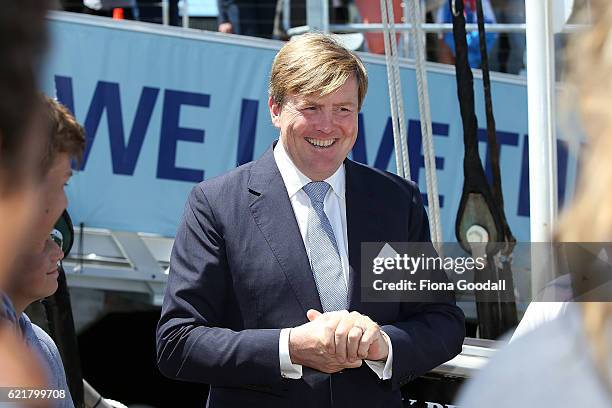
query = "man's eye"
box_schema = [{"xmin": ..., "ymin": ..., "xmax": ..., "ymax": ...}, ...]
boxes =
[
  {"xmin": 64, "ymin": 183, "xmax": 69, "ymax": 187},
  {"xmin": 303, "ymin": 106, "xmax": 316, "ymax": 111}
]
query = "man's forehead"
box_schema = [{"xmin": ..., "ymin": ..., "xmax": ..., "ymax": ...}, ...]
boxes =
[
  {"xmin": 282, "ymin": 74, "xmax": 359, "ymax": 104},
  {"xmin": 290, "ymin": 91, "xmax": 357, "ymax": 105}
]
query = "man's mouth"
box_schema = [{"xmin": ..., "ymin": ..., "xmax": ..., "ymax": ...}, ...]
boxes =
[{"xmin": 305, "ymin": 138, "xmax": 336, "ymax": 148}]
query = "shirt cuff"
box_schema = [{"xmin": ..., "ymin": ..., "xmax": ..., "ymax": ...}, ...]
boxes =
[
  {"xmin": 279, "ymin": 328, "xmax": 303, "ymax": 379},
  {"xmin": 364, "ymin": 330, "xmax": 393, "ymax": 380}
]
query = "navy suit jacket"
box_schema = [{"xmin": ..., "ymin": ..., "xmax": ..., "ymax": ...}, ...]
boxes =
[{"xmin": 157, "ymin": 144, "xmax": 465, "ymax": 407}]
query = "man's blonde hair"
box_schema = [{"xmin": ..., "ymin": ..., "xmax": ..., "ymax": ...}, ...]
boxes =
[{"xmin": 269, "ymin": 33, "xmax": 368, "ymax": 109}]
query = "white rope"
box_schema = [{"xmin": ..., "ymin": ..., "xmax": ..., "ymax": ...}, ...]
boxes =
[
  {"xmin": 407, "ymin": 0, "xmax": 443, "ymax": 245},
  {"xmin": 380, "ymin": 0, "xmax": 405, "ymax": 179},
  {"xmin": 385, "ymin": 0, "xmax": 411, "ymax": 181}
]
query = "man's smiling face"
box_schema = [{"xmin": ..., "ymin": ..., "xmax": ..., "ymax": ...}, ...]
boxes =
[{"xmin": 269, "ymin": 75, "xmax": 359, "ymax": 181}]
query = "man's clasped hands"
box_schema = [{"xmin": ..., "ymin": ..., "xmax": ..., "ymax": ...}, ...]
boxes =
[{"xmin": 289, "ymin": 310, "xmax": 389, "ymax": 374}]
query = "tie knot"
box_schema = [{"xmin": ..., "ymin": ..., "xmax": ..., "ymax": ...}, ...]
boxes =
[{"xmin": 303, "ymin": 182, "xmax": 330, "ymax": 204}]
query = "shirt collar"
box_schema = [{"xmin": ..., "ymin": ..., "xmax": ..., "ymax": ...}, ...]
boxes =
[
  {"xmin": 0, "ymin": 293, "xmax": 18, "ymax": 325},
  {"xmin": 273, "ymin": 140, "xmax": 345, "ymax": 200}
]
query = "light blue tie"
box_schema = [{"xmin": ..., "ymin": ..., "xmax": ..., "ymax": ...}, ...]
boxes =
[{"xmin": 302, "ymin": 182, "xmax": 348, "ymax": 312}]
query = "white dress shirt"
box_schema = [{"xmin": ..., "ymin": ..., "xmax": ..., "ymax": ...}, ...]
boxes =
[{"xmin": 273, "ymin": 141, "xmax": 393, "ymax": 380}]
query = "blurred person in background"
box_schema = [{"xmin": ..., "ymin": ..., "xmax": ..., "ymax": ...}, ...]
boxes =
[
  {"xmin": 83, "ymin": 0, "xmax": 139, "ymax": 20},
  {"xmin": 435, "ymin": 0, "xmax": 497, "ymax": 68},
  {"xmin": 0, "ymin": 0, "xmax": 52, "ymax": 389},
  {"xmin": 488, "ymin": 0, "xmax": 525, "ymax": 75},
  {"xmin": 0, "ymin": 0, "xmax": 50, "ymax": 288},
  {"xmin": 457, "ymin": 1, "xmax": 612, "ymax": 406},
  {"xmin": 217, "ymin": 0, "xmax": 277, "ymax": 38},
  {"xmin": 2, "ymin": 96, "xmax": 85, "ymax": 408},
  {"xmin": 353, "ymin": 0, "xmax": 403, "ymax": 54},
  {"xmin": 273, "ymin": 0, "xmax": 351, "ymax": 40},
  {"xmin": 137, "ymin": 0, "xmax": 180, "ymax": 26}
]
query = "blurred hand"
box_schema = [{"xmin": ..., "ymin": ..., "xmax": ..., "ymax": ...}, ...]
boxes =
[
  {"xmin": 310, "ymin": 310, "xmax": 389, "ymax": 363},
  {"xmin": 218, "ymin": 22, "xmax": 233, "ymax": 33},
  {"xmin": 289, "ymin": 309, "xmax": 363, "ymax": 374}
]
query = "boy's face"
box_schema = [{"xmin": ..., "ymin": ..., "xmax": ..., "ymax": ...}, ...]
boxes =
[
  {"xmin": 9, "ymin": 238, "xmax": 64, "ymax": 303},
  {"xmin": 28, "ymin": 153, "xmax": 72, "ymax": 253},
  {"xmin": 7, "ymin": 152, "xmax": 72, "ymax": 306}
]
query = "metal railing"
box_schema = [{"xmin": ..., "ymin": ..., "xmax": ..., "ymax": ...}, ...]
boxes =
[
  {"xmin": 150, "ymin": 1, "xmax": 590, "ymax": 37},
  {"xmin": 160, "ymin": 0, "xmax": 189, "ymax": 28},
  {"xmin": 288, "ymin": 22, "xmax": 586, "ymax": 36}
]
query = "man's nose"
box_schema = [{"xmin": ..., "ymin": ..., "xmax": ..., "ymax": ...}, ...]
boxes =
[{"xmin": 316, "ymin": 110, "xmax": 334, "ymax": 134}]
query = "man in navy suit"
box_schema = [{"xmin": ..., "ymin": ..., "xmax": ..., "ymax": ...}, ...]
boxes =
[{"xmin": 157, "ymin": 33, "xmax": 465, "ymax": 407}]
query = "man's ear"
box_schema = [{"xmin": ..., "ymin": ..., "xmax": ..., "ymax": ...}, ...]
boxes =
[{"xmin": 268, "ymin": 96, "xmax": 281, "ymax": 128}]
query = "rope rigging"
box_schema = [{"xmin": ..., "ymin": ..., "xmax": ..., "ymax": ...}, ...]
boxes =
[
  {"xmin": 406, "ymin": 0, "xmax": 443, "ymax": 245},
  {"xmin": 380, "ymin": 0, "xmax": 409, "ymax": 180},
  {"xmin": 473, "ymin": 0, "xmax": 518, "ymax": 332},
  {"xmin": 380, "ymin": 0, "xmax": 443, "ymax": 246},
  {"xmin": 450, "ymin": 0, "xmax": 518, "ymax": 338}
]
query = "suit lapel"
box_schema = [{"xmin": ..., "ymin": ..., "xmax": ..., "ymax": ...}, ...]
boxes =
[
  {"xmin": 248, "ymin": 145, "xmax": 323, "ymax": 314},
  {"xmin": 345, "ymin": 160, "xmax": 385, "ymax": 309}
]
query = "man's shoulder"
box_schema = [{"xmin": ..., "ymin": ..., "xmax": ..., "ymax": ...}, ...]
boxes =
[
  {"xmin": 21, "ymin": 314, "xmax": 63, "ymax": 372},
  {"xmin": 189, "ymin": 146, "xmax": 276, "ymax": 206},
  {"xmin": 194, "ymin": 160, "xmax": 255, "ymax": 195},
  {"xmin": 21, "ymin": 314, "xmax": 59, "ymax": 355},
  {"xmin": 346, "ymin": 160, "xmax": 421, "ymax": 198}
]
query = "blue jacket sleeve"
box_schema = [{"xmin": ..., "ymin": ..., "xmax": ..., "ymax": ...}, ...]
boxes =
[
  {"xmin": 156, "ymin": 185, "xmax": 282, "ymax": 387},
  {"xmin": 382, "ymin": 183, "xmax": 465, "ymax": 390}
]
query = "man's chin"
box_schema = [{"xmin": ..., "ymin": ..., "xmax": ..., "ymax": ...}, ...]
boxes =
[
  {"xmin": 295, "ymin": 152, "xmax": 344, "ymax": 180},
  {"xmin": 303, "ymin": 165, "xmax": 341, "ymax": 181}
]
